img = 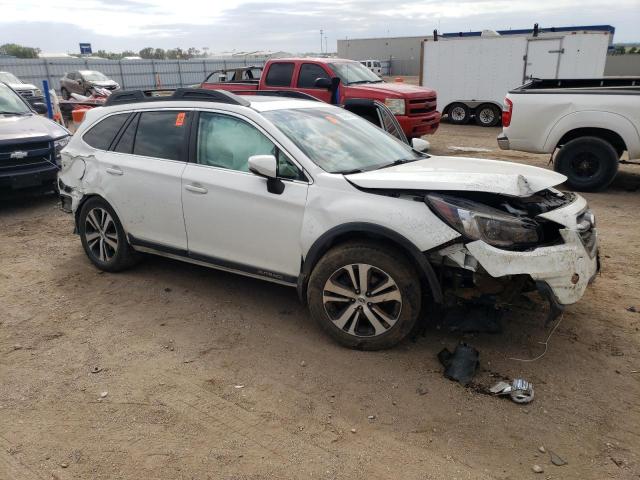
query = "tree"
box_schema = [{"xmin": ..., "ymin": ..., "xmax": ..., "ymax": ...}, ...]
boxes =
[
  {"xmin": 629, "ymin": 47, "xmax": 638, "ymax": 54},
  {"xmin": 139, "ymin": 47, "xmax": 155, "ymax": 59},
  {"xmin": 0, "ymin": 43, "xmax": 41, "ymax": 58}
]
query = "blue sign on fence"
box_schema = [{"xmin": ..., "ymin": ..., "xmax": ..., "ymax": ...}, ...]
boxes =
[{"xmin": 79, "ymin": 43, "xmax": 92, "ymax": 55}]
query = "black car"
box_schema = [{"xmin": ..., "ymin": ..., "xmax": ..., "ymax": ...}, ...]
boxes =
[{"xmin": 0, "ymin": 82, "xmax": 70, "ymax": 192}]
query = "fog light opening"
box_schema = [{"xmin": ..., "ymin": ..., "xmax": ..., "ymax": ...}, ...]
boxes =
[{"xmin": 571, "ymin": 273, "xmax": 580, "ymax": 285}]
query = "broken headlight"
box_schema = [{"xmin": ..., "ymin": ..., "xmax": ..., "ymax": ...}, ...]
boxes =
[{"xmin": 427, "ymin": 193, "xmax": 539, "ymax": 248}]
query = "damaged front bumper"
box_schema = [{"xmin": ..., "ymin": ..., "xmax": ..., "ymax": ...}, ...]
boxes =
[{"xmin": 434, "ymin": 193, "xmax": 599, "ymax": 307}]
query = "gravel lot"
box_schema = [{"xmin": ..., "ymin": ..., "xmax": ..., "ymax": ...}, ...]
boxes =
[{"xmin": 2, "ymin": 123, "xmax": 639, "ymax": 479}]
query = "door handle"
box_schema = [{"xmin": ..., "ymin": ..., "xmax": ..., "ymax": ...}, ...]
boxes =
[
  {"xmin": 106, "ymin": 167, "xmax": 123, "ymax": 176},
  {"xmin": 185, "ymin": 184, "xmax": 208, "ymax": 194}
]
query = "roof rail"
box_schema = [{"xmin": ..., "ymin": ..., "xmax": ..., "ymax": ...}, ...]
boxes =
[
  {"xmin": 231, "ymin": 90, "xmax": 322, "ymax": 102},
  {"xmin": 103, "ymin": 88, "xmax": 250, "ymax": 107}
]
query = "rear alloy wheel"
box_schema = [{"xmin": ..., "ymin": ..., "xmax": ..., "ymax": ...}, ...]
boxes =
[
  {"xmin": 474, "ymin": 103, "xmax": 501, "ymax": 127},
  {"xmin": 307, "ymin": 242, "xmax": 421, "ymax": 350},
  {"xmin": 447, "ymin": 103, "xmax": 470, "ymax": 125},
  {"xmin": 78, "ymin": 197, "xmax": 138, "ymax": 272}
]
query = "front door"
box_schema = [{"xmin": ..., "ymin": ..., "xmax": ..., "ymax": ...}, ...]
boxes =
[
  {"xmin": 525, "ymin": 38, "xmax": 562, "ymax": 80},
  {"xmin": 295, "ymin": 63, "xmax": 333, "ymax": 103},
  {"xmin": 181, "ymin": 111, "xmax": 309, "ymax": 282}
]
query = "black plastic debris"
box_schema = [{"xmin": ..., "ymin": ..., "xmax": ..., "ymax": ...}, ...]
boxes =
[{"xmin": 438, "ymin": 343, "xmax": 480, "ymax": 385}]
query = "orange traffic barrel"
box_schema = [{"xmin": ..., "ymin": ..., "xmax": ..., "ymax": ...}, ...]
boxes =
[
  {"xmin": 394, "ymin": 77, "xmax": 404, "ymax": 82},
  {"xmin": 72, "ymin": 107, "xmax": 90, "ymax": 124}
]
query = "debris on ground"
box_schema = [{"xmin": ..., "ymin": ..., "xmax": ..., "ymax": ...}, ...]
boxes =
[
  {"xmin": 367, "ymin": 415, "xmax": 376, "ymax": 420},
  {"xmin": 489, "ymin": 379, "xmax": 535, "ymax": 404},
  {"xmin": 538, "ymin": 446, "xmax": 546, "ymax": 453},
  {"xmin": 531, "ymin": 464, "xmax": 544, "ymax": 473},
  {"xmin": 448, "ymin": 146, "xmax": 493, "ymax": 153},
  {"xmin": 90, "ymin": 366, "xmax": 102, "ymax": 374},
  {"xmin": 350, "ymin": 428, "xmax": 357, "ymax": 433},
  {"xmin": 234, "ymin": 385, "xmax": 245, "ymax": 389},
  {"xmin": 300, "ymin": 360, "xmax": 306, "ymax": 367},
  {"xmin": 99, "ymin": 391, "xmax": 108, "ymax": 398},
  {"xmin": 60, "ymin": 462, "xmax": 69, "ymax": 468},
  {"xmin": 626, "ymin": 306, "xmax": 637, "ymax": 313},
  {"xmin": 416, "ymin": 386, "xmax": 429, "ymax": 396},
  {"xmin": 549, "ymin": 450, "xmax": 567, "ymax": 466},
  {"xmin": 438, "ymin": 343, "xmax": 480, "ymax": 386}
]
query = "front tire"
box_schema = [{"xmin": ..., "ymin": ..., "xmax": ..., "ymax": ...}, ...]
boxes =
[
  {"xmin": 307, "ymin": 241, "xmax": 421, "ymax": 350},
  {"xmin": 554, "ymin": 136, "xmax": 619, "ymax": 191},
  {"xmin": 78, "ymin": 197, "xmax": 138, "ymax": 272}
]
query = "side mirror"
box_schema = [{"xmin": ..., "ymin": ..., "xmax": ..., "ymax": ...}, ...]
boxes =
[
  {"xmin": 248, "ymin": 154, "xmax": 277, "ymax": 178},
  {"xmin": 411, "ymin": 137, "xmax": 430, "ymax": 153},
  {"xmin": 314, "ymin": 77, "xmax": 332, "ymax": 89},
  {"xmin": 32, "ymin": 102, "xmax": 48, "ymax": 115}
]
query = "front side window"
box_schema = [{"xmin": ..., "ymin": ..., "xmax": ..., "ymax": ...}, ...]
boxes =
[
  {"xmin": 0, "ymin": 72, "xmax": 21, "ymax": 84},
  {"xmin": 197, "ymin": 112, "xmax": 304, "ymax": 180},
  {"xmin": 264, "ymin": 62, "xmax": 294, "ymax": 87},
  {"xmin": 263, "ymin": 107, "xmax": 422, "ymax": 173},
  {"xmin": 133, "ymin": 111, "xmax": 190, "ymax": 161},
  {"xmin": 67, "ymin": 72, "xmax": 76, "ymax": 80},
  {"xmin": 197, "ymin": 112, "xmax": 275, "ymax": 172},
  {"xmin": 297, "ymin": 64, "xmax": 330, "ymax": 88},
  {"xmin": 82, "ymin": 113, "xmax": 130, "ymax": 150}
]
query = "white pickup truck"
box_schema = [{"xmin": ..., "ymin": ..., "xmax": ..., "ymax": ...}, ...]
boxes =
[{"xmin": 498, "ymin": 78, "xmax": 640, "ymax": 191}]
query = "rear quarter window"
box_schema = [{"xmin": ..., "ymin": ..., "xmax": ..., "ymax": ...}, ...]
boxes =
[
  {"xmin": 133, "ymin": 111, "xmax": 190, "ymax": 161},
  {"xmin": 265, "ymin": 63, "xmax": 294, "ymax": 87},
  {"xmin": 82, "ymin": 113, "xmax": 130, "ymax": 150}
]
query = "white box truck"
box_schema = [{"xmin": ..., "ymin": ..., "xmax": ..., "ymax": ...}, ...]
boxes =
[{"xmin": 420, "ymin": 27, "xmax": 613, "ymax": 126}]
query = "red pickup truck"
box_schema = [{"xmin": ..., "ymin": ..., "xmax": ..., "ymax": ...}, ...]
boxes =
[{"xmin": 200, "ymin": 57, "xmax": 440, "ymax": 138}]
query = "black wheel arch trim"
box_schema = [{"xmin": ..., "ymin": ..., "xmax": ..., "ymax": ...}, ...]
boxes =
[{"xmin": 297, "ymin": 222, "xmax": 443, "ymax": 304}]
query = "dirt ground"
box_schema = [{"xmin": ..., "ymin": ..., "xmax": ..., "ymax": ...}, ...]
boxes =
[{"xmin": 2, "ymin": 123, "xmax": 640, "ymax": 480}]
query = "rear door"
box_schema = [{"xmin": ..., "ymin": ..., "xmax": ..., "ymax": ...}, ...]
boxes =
[
  {"xmin": 525, "ymin": 38, "xmax": 562, "ymax": 80},
  {"xmin": 87, "ymin": 109, "xmax": 191, "ymax": 250},
  {"xmin": 295, "ymin": 63, "xmax": 332, "ymax": 102}
]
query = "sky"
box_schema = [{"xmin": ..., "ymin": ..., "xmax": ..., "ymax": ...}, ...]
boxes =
[{"xmin": 0, "ymin": 0, "xmax": 638, "ymax": 54}]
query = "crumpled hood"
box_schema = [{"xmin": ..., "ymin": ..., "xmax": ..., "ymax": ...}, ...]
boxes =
[
  {"xmin": 348, "ymin": 82, "xmax": 436, "ymax": 98},
  {"xmin": 91, "ymin": 80, "xmax": 118, "ymax": 87},
  {"xmin": 345, "ymin": 155, "xmax": 567, "ymax": 197}
]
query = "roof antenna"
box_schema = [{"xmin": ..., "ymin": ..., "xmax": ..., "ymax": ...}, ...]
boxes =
[
  {"xmin": 433, "ymin": 29, "xmax": 438, "ymax": 41},
  {"xmin": 533, "ymin": 23, "xmax": 539, "ymax": 37}
]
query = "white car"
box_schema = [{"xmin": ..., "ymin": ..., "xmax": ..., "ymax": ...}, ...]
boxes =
[{"xmin": 58, "ymin": 89, "xmax": 599, "ymax": 350}]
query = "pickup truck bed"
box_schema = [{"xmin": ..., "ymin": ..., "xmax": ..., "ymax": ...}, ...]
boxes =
[{"xmin": 499, "ymin": 77, "xmax": 640, "ymax": 191}]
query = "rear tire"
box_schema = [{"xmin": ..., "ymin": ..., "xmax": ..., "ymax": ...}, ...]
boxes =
[
  {"xmin": 447, "ymin": 103, "xmax": 470, "ymax": 125},
  {"xmin": 554, "ymin": 136, "xmax": 619, "ymax": 191},
  {"xmin": 78, "ymin": 197, "xmax": 138, "ymax": 272},
  {"xmin": 474, "ymin": 103, "xmax": 501, "ymax": 127},
  {"xmin": 61, "ymin": 87, "xmax": 70, "ymax": 100},
  {"xmin": 307, "ymin": 241, "xmax": 421, "ymax": 350}
]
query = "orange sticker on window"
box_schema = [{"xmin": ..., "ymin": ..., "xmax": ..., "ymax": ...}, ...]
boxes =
[
  {"xmin": 175, "ymin": 112, "xmax": 186, "ymax": 126},
  {"xmin": 324, "ymin": 115, "xmax": 339, "ymax": 125}
]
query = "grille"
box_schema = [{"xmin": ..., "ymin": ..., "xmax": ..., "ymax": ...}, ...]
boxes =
[
  {"xmin": 0, "ymin": 141, "xmax": 54, "ymax": 173},
  {"xmin": 408, "ymin": 97, "xmax": 437, "ymax": 116},
  {"xmin": 18, "ymin": 90, "xmax": 35, "ymax": 98}
]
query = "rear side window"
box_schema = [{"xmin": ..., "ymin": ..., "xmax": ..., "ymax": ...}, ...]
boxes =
[
  {"xmin": 297, "ymin": 64, "xmax": 330, "ymax": 88},
  {"xmin": 82, "ymin": 113, "xmax": 130, "ymax": 150},
  {"xmin": 265, "ymin": 63, "xmax": 294, "ymax": 87},
  {"xmin": 113, "ymin": 114, "xmax": 138, "ymax": 154},
  {"xmin": 133, "ymin": 111, "xmax": 190, "ymax": 161}
]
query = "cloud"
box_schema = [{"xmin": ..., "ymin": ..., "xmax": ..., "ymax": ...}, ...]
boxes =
[{"xmin": 0, "ymin": 0, "xmax": 637, "ymax": 53}]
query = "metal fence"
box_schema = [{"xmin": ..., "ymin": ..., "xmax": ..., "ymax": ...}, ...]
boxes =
[{"xmin": 0, "ymin": 57, "xmax": 270, "ymax": 92}]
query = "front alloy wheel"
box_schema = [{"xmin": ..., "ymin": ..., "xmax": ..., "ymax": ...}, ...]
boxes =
[
  {"xmin": 307, "ymin": 241, "xmax": 422, "ymax": 350},
  {"xmin": 323, "ymin": 263, "xmax": 402, "ymax": 337}
]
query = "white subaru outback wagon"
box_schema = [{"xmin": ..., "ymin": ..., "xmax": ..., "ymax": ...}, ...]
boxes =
[{"xmin": 58, "ymin": 89, "xmax": 599, "ymax": 350}]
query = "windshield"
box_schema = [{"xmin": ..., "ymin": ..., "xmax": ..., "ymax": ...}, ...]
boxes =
[
  {"xmin": 82, "ymin": 71, "xmax": 109, "ymax": 81},
  {"xmin": 0, "ymin": 72, "xmax": 21, "ymax": 84},
  {"xmin": 263, "ymin": 107, "xmax": 422, "ymax": 173},
  {"xmin": 329, "ymin": 62, "xmax": 382, "ymax": 85},
  {"xmin": 0, "ymin": 83, "xmax": 30, "ymax": 114}
]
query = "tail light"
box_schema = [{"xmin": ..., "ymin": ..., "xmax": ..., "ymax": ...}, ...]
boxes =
[{"xmin": 502, "ymin": 97, "xmax": 513, "ymax": 127}]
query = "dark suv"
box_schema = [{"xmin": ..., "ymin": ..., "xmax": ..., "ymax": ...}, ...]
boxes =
[
  {"xmin": 60, "ymin": 70, "xmax": 119, "ymax": 99},
  {"xmin": 0, "ymin": 82, "xmax": 70, "ymax": 191}
]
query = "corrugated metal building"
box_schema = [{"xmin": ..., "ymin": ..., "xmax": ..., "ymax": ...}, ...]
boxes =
[{"xmin": 338, "ymin": 25, "xmax": 615, "ymax": 76}]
